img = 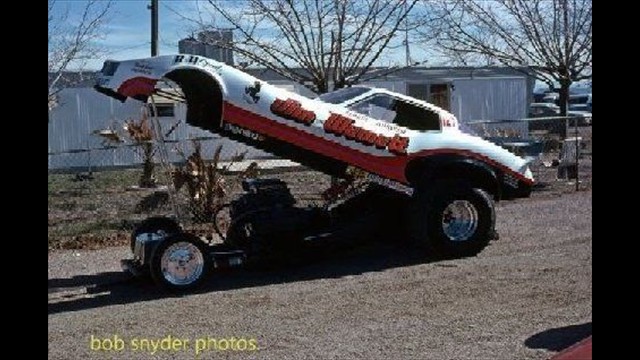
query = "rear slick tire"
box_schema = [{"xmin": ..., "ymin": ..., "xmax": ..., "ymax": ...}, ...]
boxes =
[{"xmin": 410, "ymin": 180, "xmax": 495, "ymax": 259}]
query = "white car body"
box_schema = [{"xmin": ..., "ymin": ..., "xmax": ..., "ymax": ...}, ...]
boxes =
[{"xmin": 95, "ymin": 54, "xmax": 534, "ymax": 198}]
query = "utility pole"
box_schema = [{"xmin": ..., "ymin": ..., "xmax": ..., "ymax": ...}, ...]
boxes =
[
  {"xmin": 404, "ymin": 0, "xmax": 410, "ymax": 66},
  {"xmin": 149, "ymin": 0, "xmax": 159, "ymax": 56}
]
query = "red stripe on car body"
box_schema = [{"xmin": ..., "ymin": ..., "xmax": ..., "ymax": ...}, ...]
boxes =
[{"xmin": 223, "ymin": 102, "xmax": 533, "ymax": 186}]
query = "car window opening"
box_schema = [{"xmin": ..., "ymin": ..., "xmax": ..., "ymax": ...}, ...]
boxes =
[{"xmin": 348, "ymin": 95, "xmax": 441, "ymax": 132}]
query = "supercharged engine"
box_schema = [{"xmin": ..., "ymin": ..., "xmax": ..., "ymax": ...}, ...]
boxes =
[
  {"xmin": 222, "ymin": 178, "xmax": 409, "ymax": 264},
  {"xmin": 224, "ymin": 178, "xmax": 330, "ymax": 260}
]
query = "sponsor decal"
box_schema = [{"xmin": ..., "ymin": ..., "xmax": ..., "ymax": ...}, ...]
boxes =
[
  {"xmin": 173, "ymin": 55, "xmax": 223, "ymax": 73},
  {"xmin": 323, "ymin": 113, "xmax": 409, "ymax": 155},
  {"xmin": 243, "ymin": 81, "xmax": 262, "ymax": 104},
  {"xmin": 224, "ymin": 123, "xmax": 264, "ymax": 141},
  {"xmin": 268, "ymin": 98, "xmax": 409, "ymax": 155},
  {"xmin": 132, "ymin": 61, "xmax": 153, "ymax": 75},
  {"xmin": 372, "ymin": 120, "xmax": 408, "ymax": 135},
  {"xmin": 270, "ymin": 98, "xmax": 316, "ymax": 125},
  {"xmin": 441, "ymin": 115, "xmax": 456, "ymax": 127},
  {"xmin": 366, "ymin": 173, "xmax": 414, "ymax": 196},
  {"xmin": 173, "ymin": 55, "xmax": 202, "ymax": 64}
]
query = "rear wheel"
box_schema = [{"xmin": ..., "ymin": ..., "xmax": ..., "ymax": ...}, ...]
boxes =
[
  {"xmin": 149, "ymin": 233, "xmax": 212, "ymax": 291},
  {"xmin": 410, "ymin": 180, "xmax": 495, "ymax": 258}
]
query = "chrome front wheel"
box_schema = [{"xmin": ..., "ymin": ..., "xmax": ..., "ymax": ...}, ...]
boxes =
[
  {"xmin": 441, "ymin": 200, "xmax": 479, "ymax": 242},
  {"xmin": 160, "ymin": 242, "xmax": 206, "ymax": 286},
  {"xmin": 150, "ymin": 234, "xmax": 211, "ymax": 291}
]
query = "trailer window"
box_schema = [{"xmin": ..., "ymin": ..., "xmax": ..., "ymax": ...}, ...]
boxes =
[{"xmin": 148, "ymin": 103, "xmax": 175, "ymax": 117}]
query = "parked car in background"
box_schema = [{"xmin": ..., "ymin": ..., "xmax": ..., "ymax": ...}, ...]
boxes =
[
  {"xmin": 569, "ymin": 93, "xmax": 592, "ymax": 112},
  {"xmin": 528, "ymin": 103, "xmax": 592, "ymax": 131},
  {"xmin": 533, "ymin": 91, "xmax": 551, "ymax": 103},
  {"xmin": 541, "ymin": 92, "xmax": 560, "ymax": 104},
  {"xmin": 569, "ymin": 103, "xmax": 591, "ymax": 112},
  {"xmin": 529, "ymin": 103, "xmax": 560, "ymax": 117},
  {"xmin": 535, "ymin": 91, "xmax": 592, "ymax": 113}
]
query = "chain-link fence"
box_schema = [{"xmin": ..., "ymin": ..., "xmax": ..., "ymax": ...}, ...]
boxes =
[
  {"xmin": 48, "ymin": 116, "xmax": 592, "ymax": 251},
  {"xmin": 47, "ymin": 136, "xmax": 303, "ymax": 250},
  {"xmin": 466, "ymin": 115, "xmax": 592, "ymax": 191}
]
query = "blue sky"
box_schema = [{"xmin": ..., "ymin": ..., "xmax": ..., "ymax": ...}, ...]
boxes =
[
  {"xmin": 50, "ymin": 0, "xmax": 206, "ymax": 70},
  {"xmin": 49, "ymin": 0, "xmax": 590, "ymax": 90},
  {"xmin": 50, "ymin": 0, "xmax": 425, "ymax": 71}
]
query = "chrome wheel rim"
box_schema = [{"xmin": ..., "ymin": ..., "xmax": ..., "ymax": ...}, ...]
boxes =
[
  {"xmin": 442, "ymin": 200, "xmax": 478, "ymax": 242},
  {"xmin": 160, "ymin": 242, "xmax": 205, "ymax": 286}
]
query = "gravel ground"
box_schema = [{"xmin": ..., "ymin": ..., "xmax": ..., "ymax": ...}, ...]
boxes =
[{"xmin": 48, "ymin": 188, "xmax": 592, "ymax": 360}]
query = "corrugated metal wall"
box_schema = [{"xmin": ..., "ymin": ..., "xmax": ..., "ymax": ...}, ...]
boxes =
[
  {"xmin": 48, "ymin": 88, "xmax": 269, "ymax": 170},
  {"xmin": 451, "ymin": 77, "xmax": 527, "ymax": 122},
  {"xmin": 451, "ymin": 77, "xmax": 529, "ymax": 137}
]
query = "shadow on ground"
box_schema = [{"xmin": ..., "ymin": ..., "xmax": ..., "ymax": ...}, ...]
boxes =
[
  {"xmin": 525, "ymin": 322, "xmax": 592, "ymax": 352},
  {"xmin": 48, "ymin": 240, "xmax": 438, "ymax": 315}
]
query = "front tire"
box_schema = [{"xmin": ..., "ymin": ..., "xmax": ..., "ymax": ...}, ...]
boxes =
[
  {"xmin": 410, "ymin": 180, "xmax": 495, "ymax": 258},
  {"xmin": 149, "ymin": 233, "xmax": 212, "ymax": 291}
]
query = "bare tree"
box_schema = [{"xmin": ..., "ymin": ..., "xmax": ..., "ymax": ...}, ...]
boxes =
[
  {"xmin": 427, "ymin": 0, "xmax": 592, "ymax": 115},
  {"xmin": 48, "ymin": 0, "xmax": 113, "ymax": 110},
  {"xmin": 187, "ymin": 0, "xmax": 419, "ymax": 94}
]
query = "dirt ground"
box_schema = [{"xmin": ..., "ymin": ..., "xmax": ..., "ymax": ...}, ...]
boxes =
[
  {"xmin": 49, "ymin": 137, "xmax": 593, "ymax": 359},
  {"xmin": 47, "ymin": 166, "xmax": 333, "ymax": 250},
  {"xmin": 48, "ymin": 184, "xmax": 592, "ymax": 359},
  {"xmin": 48, "ymin": 150, "xmax": 592, "ymax": 251}
]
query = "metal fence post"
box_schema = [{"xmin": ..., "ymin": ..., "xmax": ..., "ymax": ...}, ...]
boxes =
[{"xmin": 574, "ymin": 117, "xmax": 579, "ymax": 191}]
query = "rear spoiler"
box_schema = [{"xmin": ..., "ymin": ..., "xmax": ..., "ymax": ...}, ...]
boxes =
[{"xmin": 93, "ymin": 60, "xmax": 152, "ymax": 103}]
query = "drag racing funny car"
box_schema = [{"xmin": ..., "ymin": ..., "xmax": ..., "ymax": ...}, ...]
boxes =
[{"xmin": 95, "ymin": 54, "xmax": 534, "ymax": 291}]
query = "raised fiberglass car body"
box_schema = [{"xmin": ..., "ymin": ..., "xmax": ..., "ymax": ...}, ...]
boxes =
[{"xmin": 95, "ymin": 54, "xmax": 534, "ymax": 199}]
